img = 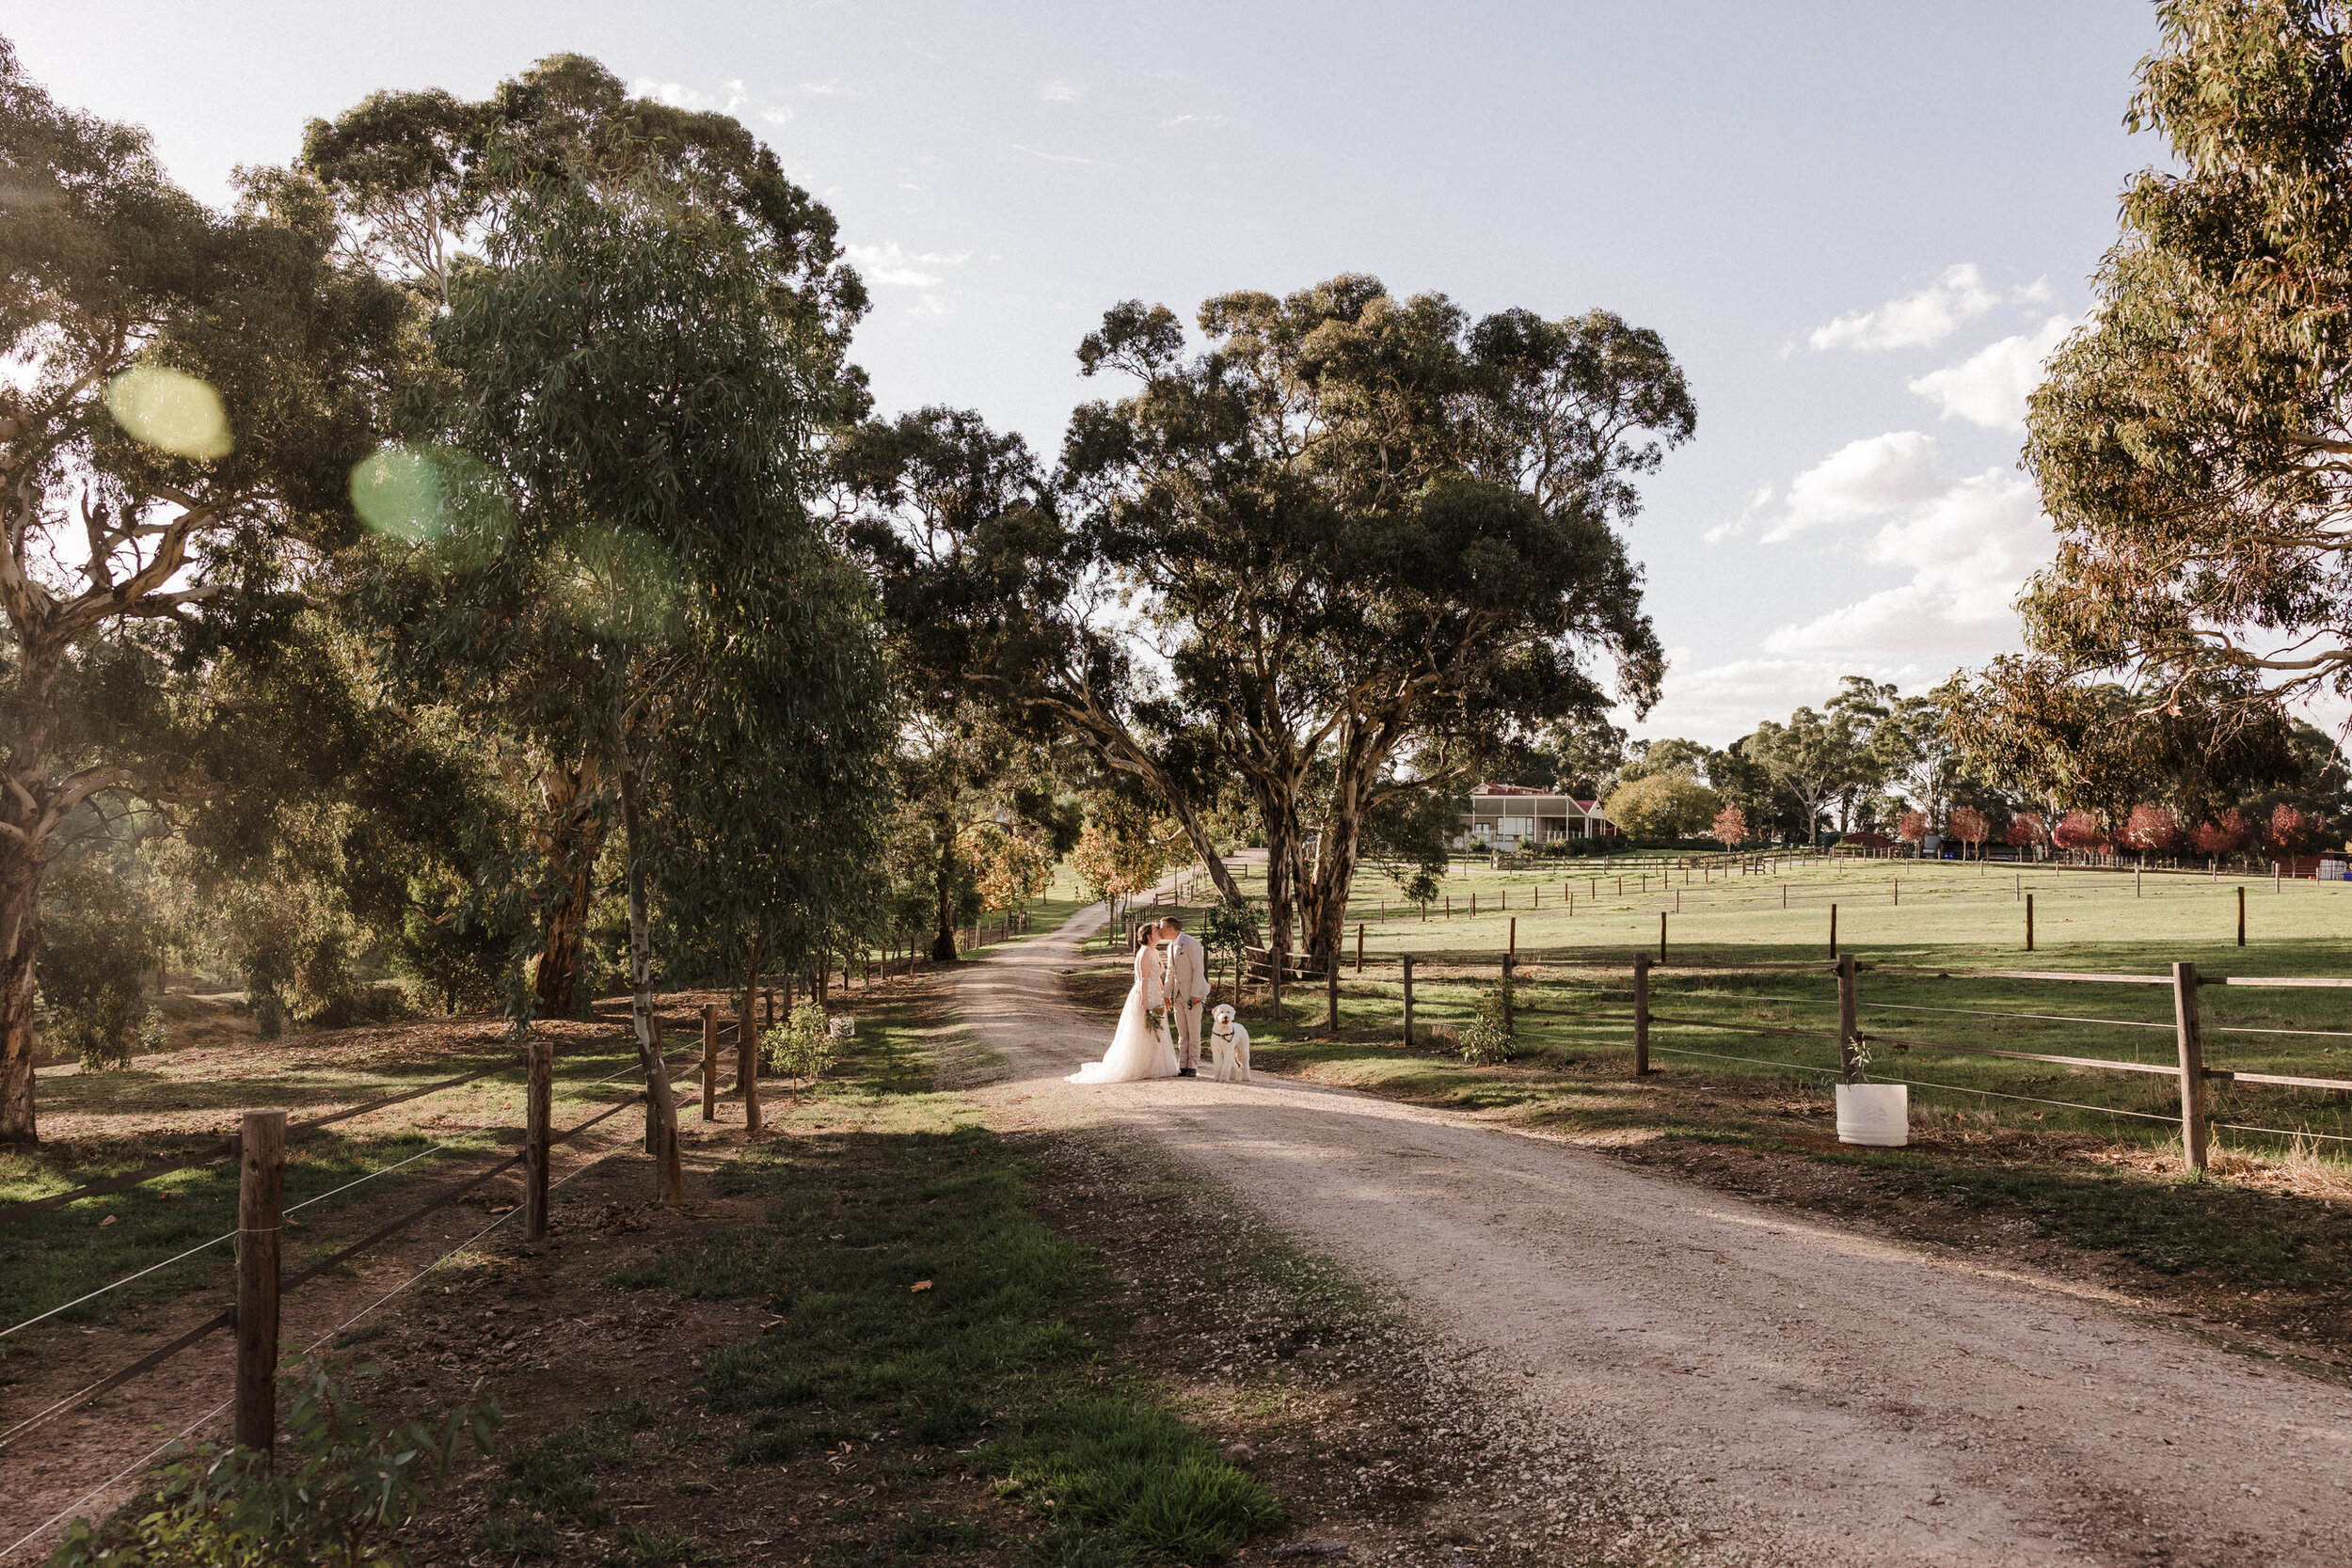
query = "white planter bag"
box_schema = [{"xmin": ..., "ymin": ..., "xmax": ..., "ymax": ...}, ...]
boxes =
[{"xmin": 1835, "ymin": 1083, "xmax": 1908, "ymax": 1148}]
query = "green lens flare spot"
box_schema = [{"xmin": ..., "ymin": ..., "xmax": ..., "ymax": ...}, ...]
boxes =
[
  {"xmin": 104, "ymin": 365, "xmax": 232, "ymax": 460},
  {"xmin": 350, "ymin": 446, "xmax": 451, "ymax": 542}
]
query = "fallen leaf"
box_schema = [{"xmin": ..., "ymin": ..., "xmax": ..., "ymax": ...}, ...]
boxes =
[
  {"xmin": 99, "ymin": 1214, "xmax": 116, "ymax": 1227},
  {"xmin": 910, "ymin": 1280, "xmax": 933, "ymax": 1292}
]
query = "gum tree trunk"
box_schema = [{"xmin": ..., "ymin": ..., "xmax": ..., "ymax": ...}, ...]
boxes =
[
  {"xmin": 529, "ymin": 759, "xmax": 606, "ymax": 1018},
  {"xmin": 930, "ymin": 812, "xmax": 959, "ymax": 961},
  {"xmin": 614, "ymin": 725, "xmax": 684, "ymax": 1205},
  {"xmin": 0, "ymin": 847, "xmax": 41, "ymax": 1143}
]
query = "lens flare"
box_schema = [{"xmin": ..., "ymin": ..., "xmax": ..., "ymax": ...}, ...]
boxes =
[
  {"xmin": 553, "ymin": 524, "xmax": 681, "ymax": 640},
  {"xmin": 104, "ymin": 365, "xmax": 232, "ymax": 460},
  {"xmin": 351, "ymin": 445, "xmax": 514, "ymax": 566},
  {"xmin": 350, "ymin": 446, "xmax": 447, "ymax": 541}
]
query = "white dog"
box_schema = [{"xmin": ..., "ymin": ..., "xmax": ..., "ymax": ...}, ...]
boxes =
[{"xmin": 1209, "ymin": 1004, "xmax": 1251, "ymax": 1084}]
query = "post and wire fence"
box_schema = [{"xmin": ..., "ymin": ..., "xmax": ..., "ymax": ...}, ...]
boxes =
[
  {"xmin": 0, "ymin": 998, "xmax": 786, "ymax": 1562},
  {"xmin": 1199, "ymin": 852, "xmax": 2352, "ymax": 1173}
]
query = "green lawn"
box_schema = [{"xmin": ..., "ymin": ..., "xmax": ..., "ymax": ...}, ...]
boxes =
[{"xmin": 1239, "ymin": 856, "xmax": 2352, "ymax": 1161}]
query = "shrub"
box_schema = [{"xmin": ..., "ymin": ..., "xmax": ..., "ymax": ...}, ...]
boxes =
[
  {"xmin": 761, "ymin": 1001, "xmax": 836, "ymax": 1098},
  {"xmin": 49, "ymin": 1361, "xmax": 499, "ymax": 1567},
  {"xmin": 1458, "ymin": 978, "xmax": 1516, "ymax": 1066},
  {"xmin": 40, "ymin": 852, "xmax": 168, "ymax": 1072}
]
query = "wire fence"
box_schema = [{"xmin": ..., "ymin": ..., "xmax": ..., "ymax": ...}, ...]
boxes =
[
  {"xmin": 0, "ymin": 1035, "xmax": 717, "ymax": 1491},
  {"xmin": 0, "ymin": 1044, "xmax": 694, "ymax": 1563}
]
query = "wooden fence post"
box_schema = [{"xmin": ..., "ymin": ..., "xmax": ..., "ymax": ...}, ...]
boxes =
[
  {"xmin": 700, "ymin": 1006, "xmax": 718, "ymax": 1122},
  {"xmin": 1326, "ymin": 949, "xmax": 1340, "ymax": 1033},
  {"xmin": 1508, "ymin": 916, "xmax": 1517, "ymax": 960},
  {"xmin": 1357, "ymin": 924, "xmax": 1365, "ymax": 973},
  {"xmin": 1401, "ymin": 953, "xmax": 1415, "ymax": 1046},
  {"xmin": 739, "ymin": 1014, "xmax": 762, "ymax": 1138},
  {"xmin": 1632, "ymin": 953, "xmax": 1651, "ymax": 1076},
  {"xmin": 235, "ymin": 1109, "xmax": 286, "ymax": 1453},
  {"xmin": 1501, "ymin": 952, "xmax": 1515, "ymax": 1033},
  {"xmin": 2237, "ymin": 885, "xmax": 2247, "ymax": 946},
  {"xmin": 1658, "ymin": 911, "xmax": 1666, "ymax": 963},
  {"xmin": 2172, "ymin": 960, "xmax": 2210, "ymax": 1173},
  {"xmin": 1829, "ymin": 902, "xmax": 1837, "ymax": 958},
  {"xmin": 526, "ymin": 1041, "xmax": 552, "ymax": 1243},
  {"xmin": 1836, "ymin": 954, "xmax": 1861, "ymax": 1085},
  {"xmin": 2026, "ymin": 893, "xmax": 2035, "ymax": 952}
]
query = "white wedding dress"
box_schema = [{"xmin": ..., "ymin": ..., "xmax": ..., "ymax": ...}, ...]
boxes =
[{"xmin": 1068, "ymin": 942, "xmax": 1180, "ymax": 1084}]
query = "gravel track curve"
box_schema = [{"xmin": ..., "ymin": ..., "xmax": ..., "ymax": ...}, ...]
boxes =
[{"xmin": 951, "ymin": 903, "xmax": 2351, "ymax": 1567}]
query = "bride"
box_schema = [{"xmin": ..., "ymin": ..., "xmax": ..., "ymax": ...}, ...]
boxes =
[{"xmin": 1068, "ymin": 926, "xmax": 1180, "ymax": 1084}]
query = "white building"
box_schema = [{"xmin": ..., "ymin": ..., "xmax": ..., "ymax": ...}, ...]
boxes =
[{"xmin": 1455, "ymin": 784, "xmax": 1616, "ymax": 851}]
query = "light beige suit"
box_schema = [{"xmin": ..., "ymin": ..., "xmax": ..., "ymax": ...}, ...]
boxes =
[{"xmin": 1162, "ymin": 931, "xmax": 1209, "ymax": 1070}]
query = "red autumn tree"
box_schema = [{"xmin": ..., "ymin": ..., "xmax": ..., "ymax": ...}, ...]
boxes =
[
  {"xmin": 2053, "ymin": 810, "xmax": 2106, "ymax": 851},
  {"xmin": 2192, "ymin": 809, "xmax": 2251, "ymax": 857},
  {"xmin": 1897, "ymin": 809, "xmax": 1931, "ymax": 847},
  {"xmin": 1947, "ymin": 805, "xmax": 1991, "ymax": 859},
  {"xmin": 1709, "ymin": 804, "xmax": 1747, "ymax": 848},
  {"xmin": 2007, "ymin": 812, "xmax": 2046, "ymax": 852},
  {"xmin": 2118, "ymin": 803, "xmax": 2179, "ymax": 853}
]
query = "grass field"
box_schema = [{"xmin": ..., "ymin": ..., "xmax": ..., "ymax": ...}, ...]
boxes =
[{"xmin": 1179, "ymin": 854, "xmax": 2352, "ymax": 1161}]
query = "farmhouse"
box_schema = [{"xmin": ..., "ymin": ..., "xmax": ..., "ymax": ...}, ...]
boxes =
[{"xmin": 1455, "ymin": 783, "xmax": 1617, "ymax": 850}]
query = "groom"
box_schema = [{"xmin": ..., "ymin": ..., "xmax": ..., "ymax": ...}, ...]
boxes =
[{"xmin": 1159, "ymin": 916, "xmax": 1209, "ymax": 1078}]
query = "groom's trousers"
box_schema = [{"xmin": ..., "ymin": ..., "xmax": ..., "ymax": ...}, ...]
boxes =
[{"xmin": 1172, "ymin": 999, "xmax": 1203, "ymax": 1070}]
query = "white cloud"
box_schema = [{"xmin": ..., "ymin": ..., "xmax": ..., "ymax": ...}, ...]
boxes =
[
  {"xmin": 759, "ymin": 105, "xmax": 794, "ymax": 125},
  {"xmin": 1621, "ymin": 656, "xmax": 1944, "ymax": 744},
  {"xmin": 802, "ymin": 78, "xmax": 870, "ymax": 96},
  {"xmin": 1907, "ymin": 315, "xmax": 2074, "ymax": 430},
  {"xmin": 631, "ymin": 77, "xmax": 748, "ymax": 115},
  {"xmin": 1164, "ymin": 113, "xmax": 1240, "ymax": 129},
  {"xmin": 845, "ymin": 241, "xmax": 972, "ymax": 288},
  {"xmin": 1764, "ymin": 431, "xmax": 1943, "ymax": 542},
  {"xmin": 1010, "ymin": 144, "xmax": 1116, "ymax": 167},
  {"xmin": 1763, "ymin": 468, "xmax": 2053, "ymax": 659},
  {"xmin": 1703, "ymin": 483, "xmax": 1775, "ymax": 544},
  {"xmin": 1039, "ymin": 79, "xmax": 1082, "ymax": 103},
  {"xmin": 1808, "ymin": 263, "xmax": 1999, "ymax": 353}
]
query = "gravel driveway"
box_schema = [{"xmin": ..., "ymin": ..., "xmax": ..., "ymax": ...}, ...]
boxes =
[{"xmin": 954, "ymin": 905, "xmax": 2351, "ymax": 1567}]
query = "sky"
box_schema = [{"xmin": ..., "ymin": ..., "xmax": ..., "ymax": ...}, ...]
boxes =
[{"xmin": 3, "ymin": 1, "xmax": 2166, "ymax": 744}]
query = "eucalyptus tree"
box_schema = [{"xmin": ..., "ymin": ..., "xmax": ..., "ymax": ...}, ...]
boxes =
[
  {"xmin": 366, "ymin": 174, "xmax": 889, "ymax": 1198},
  {"xmin": 1063, "ymin": 277, "xmax": 1692, "ymax": 963},
  {"xmin": 0, "ymin": 45, "xmax": 410, "ymax": 1140},
  {"xmin": 829, "ymin": 408, "xmax": 1206, "ymax": 954},
  {"xmin": 310, "ymin": 54, "xmax": 872, "ymax": 1015},
  {"xmin": 1995, "ymin": 1, "xmax": 2352, "ymax": 751},
  {"xmin": 1739, "ymin": 706, "xmax": 1872, "ymax": 846}
]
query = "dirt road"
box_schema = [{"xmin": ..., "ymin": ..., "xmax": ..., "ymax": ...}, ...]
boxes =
[{"xmin": 954, "ymin": 906, "xmax": 2351, "ymax": 1566}]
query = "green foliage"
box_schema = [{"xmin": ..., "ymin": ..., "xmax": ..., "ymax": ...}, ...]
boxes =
[
  {"xmin": 1457, "ymin": 979, "xmax": 1517, "ymax": 1067},
  {"xmin": 1982, "ymin": 2, "xmax": 2352, "ymax": 774},
  {"xmin": 0, "ymin": 42, "xmax": 416, "ymax": 1134},
  {"xmin": 49, "ymin": 1362, "xmax": 499, "ymax": 1567},
  {"xmin": 39, "ymin": 847, "xmax": 169, "ymax": 1072},
  {"xmin": 1600, "ymin": 773, "xmax": 1723, "ymax": 841},
  {"xmin": 760, "ymin": 1002, "xmax": 836, "ymax": 1094}
]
